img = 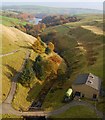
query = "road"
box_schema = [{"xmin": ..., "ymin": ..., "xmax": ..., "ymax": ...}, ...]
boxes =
[
  {"xmin": 1, "ymin": 100, "xmax": 104, "ymax": 118},
  {"xmin": 47, "ymin": 100, "xmax": 104, "ymax": 118},
  {"xmin": 0, "ymin": 49, "xmax": 20, "ymax": 57},
  {"xmin": 1, "ymin": 50, "xmax": 31, "ymax": 116}
]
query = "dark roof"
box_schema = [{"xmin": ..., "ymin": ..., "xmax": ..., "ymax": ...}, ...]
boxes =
[
  {"xmin": 73, "ymin": 73, "xmax": 89, "ymax": 85},
  {"xmin": 73, "ymin": 73, "xmax": 101, "ymax": 90}
]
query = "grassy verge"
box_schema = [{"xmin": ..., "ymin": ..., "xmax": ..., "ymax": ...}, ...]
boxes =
[
  {"xmin": 49, "ymin": 105, "xmax": 99, "ymax": 118},
  {"xmin": 12, "ymin": 83, "xmax": 31, "ymax": 111}
]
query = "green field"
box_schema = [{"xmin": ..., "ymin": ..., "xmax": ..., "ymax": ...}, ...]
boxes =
[
  {"xmin": 0, "ymin": 15, "xmax": 28, "ymax": 26},
  {"xmin": 50, "ymin": 105, "xmax": 99, "ymax": 118},
  {"xmin": 66, "ymin": 14, "xmax": 103, "ymax": 29}
]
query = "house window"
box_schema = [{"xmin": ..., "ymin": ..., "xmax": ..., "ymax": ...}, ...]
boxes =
[{"xmin": 93, "ymin": 94, "xmax": 97, "ymax": 99}]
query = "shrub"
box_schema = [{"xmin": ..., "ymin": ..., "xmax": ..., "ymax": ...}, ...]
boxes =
[
  {"xmin": 33, "ymin": 57, "xmax": 57, "ymax": 81},
  {"xmin": 48, "ymin": 42, "xmax": 55, "ymax": 51},
  {"xmin": 45, "ymin": 47, "xmax": 51, "ymax": 54},
  {"xmin": 19, "ymin": 60, "xmax": 35, "ymax": 87},
  {"xmin": 32, "ymin": 40, "xmax": 45, "ymax": 53}
]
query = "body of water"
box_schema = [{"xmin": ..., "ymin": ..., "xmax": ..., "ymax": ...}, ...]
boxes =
[{"xmin": 29, "ymin": 18, "xmax": 42, "ymax": 24}]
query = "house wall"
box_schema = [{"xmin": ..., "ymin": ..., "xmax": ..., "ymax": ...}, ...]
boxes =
[{"xmin": 72, "ymin": 84, "xmax": 99, "ymax": 99}]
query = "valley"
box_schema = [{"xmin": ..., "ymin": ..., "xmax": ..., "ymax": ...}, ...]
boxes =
[{"xmin": 0, "ymin": 3, "xmax": 104, "ymax": 119}]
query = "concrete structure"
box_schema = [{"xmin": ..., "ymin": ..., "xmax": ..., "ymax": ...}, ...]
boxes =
[{"xmin": 72, "ymin": 73, "xmax": 101, "ymax": 100}]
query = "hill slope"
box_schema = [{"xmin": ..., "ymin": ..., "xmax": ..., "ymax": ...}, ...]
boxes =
[
  {"xmin": 41, "ymin": 17, "xmax": 104, "ymax": 112},
  {"xmin": 1, "ymin": 24, "xmax": 37, "ymax": 102},
  {"xmin": 1, "ymin": 24, "xmax": 36, "ymax": 54},
  {"xmin": 1, "ymin": 24, "xmax": 64, "ymax": 112},
  {"xmin": 0, "ymin": 16, "xmax": 28, "ymax": 27}
]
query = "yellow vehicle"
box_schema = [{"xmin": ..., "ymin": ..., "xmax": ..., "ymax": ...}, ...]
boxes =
[{"xmin": 64, "ymin": 88, "xmax": 73, "ymax": 102}]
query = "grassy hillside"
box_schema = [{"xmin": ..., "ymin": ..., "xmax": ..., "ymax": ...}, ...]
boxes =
[
  {"xmin": 1, "ymin": 24, "xmax": 64, "ymax": 110},
  {"xmin": 1, "ymin": 13, "xmax": 104, "ymax": 117},
  {"xmin": 1, "ymin": 24, "xmax": 37, "ymax": 103},
  {"xmin": 1, "ymin": 24, "xmax": 36, "ymax": 54},
  {"xmin": 0, "ymin": 16, "xmax": 28, "ymax": 26},
  {"xmin": 66, "ymin": 14, "xmax": 103, "ymax": 30},
  {"xmin": 41, "ymin": 14, "xmax": 104, "ymax": 112}
]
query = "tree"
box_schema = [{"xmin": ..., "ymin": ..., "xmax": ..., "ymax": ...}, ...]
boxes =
[
  {"xmin": 45, "ymin": 47, "xmax": 51, "ymax": 54},
  {"xmin": 19, "ymin": 60, "xmax": 35, "ymax": 87},
  {"xmin": 33, "ymin": 55, "xmax": 58, "ymax": 81},
  {"xmin": 32, "ymin": 40, "xmax": 45, "ymax": 53},
  {"xmin": 35, "ymin": 55, "xmax": 43, "ymax": 62},
  {"xmin": 48, "ymin": 42, "xmax": 55, "ymax": 51}
]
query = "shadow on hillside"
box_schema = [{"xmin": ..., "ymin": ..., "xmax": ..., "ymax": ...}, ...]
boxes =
[
  {"xmin": 19, "ymin": 45, "xmax": 32, "ymax": 50},
  {"xmin": 26, "ymin": 82, "xmax": 42, "ymax": 102},
  {"xmin": 4, "ymin": 64, "xmax": 19, "ymax": 82}
]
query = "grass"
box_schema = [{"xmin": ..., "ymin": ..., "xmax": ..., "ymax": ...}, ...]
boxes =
[
  {"xmin": 42, "ymin": 88, "xmax": 66, "ymax": 111},
  {"xmin": 50, "ymin": 105, "xmax": 99, "ymax": 118},
  {"xmin": 12, "ymin": 51, "xmax": 44, "ymax": 111},
  {"xmin": 0, "ymin": 114, "xmax": 22, "ymax": 118},
  {"xmin": 96, "ymin": 100, "xmax": 105, "ymax": 113},
  {"xmin": 12, "ymin": 83, "xmax": 31, "ymax": 111},
  {"xmin": 2, "ymin": 50, "xmax": 26, "ymax": 102},
  {"xmin": 0, "ymin": 15, "xmax": 28, "ymax": 26},
  {"xmin": 1, "ymin": 14, "xmax": 104, "ymax": 117},
  {"xmin": 1, "ymin": 24, "xmax": 37, "ymax": 102},
  {"xmin": 41, "ymin": 14, "xmax": 104, "ymax": 113},
  {"xmin": 65, "ymin": 14, "xmax": 103, "ymax": 29},
  {"xmin": 1, "ymin": 24, "xmax": 36, "ymax": 54},
  {"xmin": 81, "ymin": 25, "xmax": 103, "ymax": 35}
]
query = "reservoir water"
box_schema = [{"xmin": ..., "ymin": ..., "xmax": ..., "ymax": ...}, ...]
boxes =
[{"xmin": 29, "ymin": 18, "xmax": 42, "ymax": 24}]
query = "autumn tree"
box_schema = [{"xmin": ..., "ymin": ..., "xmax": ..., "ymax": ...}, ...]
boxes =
[
  {"xmin": 32, "ymin": 40, "xmax": 45, "ymax": 53},
  {"xmin": 48, "ymin": 42, "xmax": 55, "ymax": 52},
  {"xmin": 33, "ymin": 58, "xmax": 57, "ymax": 80}
]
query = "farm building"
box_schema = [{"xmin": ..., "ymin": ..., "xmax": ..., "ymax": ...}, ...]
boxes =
[{"xmin": 72, "ymin": 73, "xmax": 101, "ymax": 100}]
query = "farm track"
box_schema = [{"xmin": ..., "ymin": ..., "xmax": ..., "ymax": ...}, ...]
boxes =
[
  {"xmin": 1, "ymin": 50, "xmax": 31, "ymax": 115},
  {"xmin": 47, "ymin": 100, "xmax": 104, "ymax": 118},
  {"xmin": 0, "ymin": 49, "xmax": 20, "ymax": 57}
]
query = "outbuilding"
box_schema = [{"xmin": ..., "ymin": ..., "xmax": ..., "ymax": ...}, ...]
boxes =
[{"xmin": 72, "ymin": 73, "xmax": 101, "ymax": 100}]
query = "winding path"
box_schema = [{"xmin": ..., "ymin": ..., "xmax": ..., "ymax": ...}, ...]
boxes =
[
  {"xmin": 47, "ymin": 100, "xmax": 104, "ymax": 118},
  {"xmin": 0, "ymin": 50, "xmax": 31, "ymax": 115},
  {"xmin": 0, "ymin": 49, "xmax": 20, "ymax": 57}
]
